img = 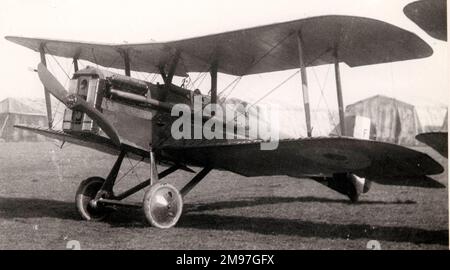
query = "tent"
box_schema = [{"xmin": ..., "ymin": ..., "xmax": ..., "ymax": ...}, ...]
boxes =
[
  {"xmin": 393, "ymin": 94, "xmax": 448, "ymax": 133},
  {"xmin": 415, "ymin": 105, "xmax": 448, "ymax": 132},
  {"xmin": 0, "ymin": 98, "xmax": 58, "ymax": 142},
  {"xmin": 345, "ymin": 95, "xmax": 424, "ymax": 146},
  {"xmin": 274, "ymin": 106, "xmax": 339, "ymax": 139},
  {"xmin": 217, "ymin": 98, "xmax": 339, "ymax": 139},
  {"xmin": 442, "ymin": 111, "xmax": 448, "ymax": 131}
]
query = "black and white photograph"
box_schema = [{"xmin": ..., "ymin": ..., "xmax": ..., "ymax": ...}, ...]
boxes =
[{"xmin": 0, "ymin": 0, "xmax": 448, "ymax": 252}]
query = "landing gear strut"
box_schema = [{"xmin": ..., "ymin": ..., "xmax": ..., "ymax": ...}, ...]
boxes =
[{"xmin": 74, "ymin": 149, "xmax": 211, "ymax": 228}]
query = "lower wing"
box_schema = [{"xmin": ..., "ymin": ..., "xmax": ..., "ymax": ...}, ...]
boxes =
[
  {"xmin": 161, "ymin": 137, "xmax": 444, "ymax": 180},
  {"xmin": 17, "ymin": 125, "xmax": 444, "ymax": 187},
  {"xmin": 14, "ymin": 125, "xmax": 148, "ymax": 160}
]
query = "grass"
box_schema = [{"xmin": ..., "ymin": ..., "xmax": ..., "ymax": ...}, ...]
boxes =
[{"xmin": 0, "ymin": 142, "xmax": 448, "ymax": 249}]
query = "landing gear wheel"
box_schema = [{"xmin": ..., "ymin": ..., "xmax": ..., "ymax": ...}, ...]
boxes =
[
  {"xmin": 75, "ymin": 177, "xmax": 109, "ymax": 221},
  {"xmin": 143, "ymin": 183, "xmax": 183, "ymax": 229}
]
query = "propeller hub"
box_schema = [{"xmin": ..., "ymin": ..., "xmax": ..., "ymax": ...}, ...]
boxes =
[{"xmin": 66, "ymin": 94, "xmax": 78, "ymax": 108}]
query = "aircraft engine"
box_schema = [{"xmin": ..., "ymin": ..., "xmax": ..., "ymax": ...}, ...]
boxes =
[{"xmin": 62, "ymin": 68, "xmax": 150, "ymax": 134}]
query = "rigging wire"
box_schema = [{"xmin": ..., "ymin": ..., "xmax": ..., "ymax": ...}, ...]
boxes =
[
  {"xmin": 248, "ymin": 70, "xmax": 300, "ymax": 110},
  {"xmin": 143, "ymin": 72, "xmax": 154, "ymax": 82},
  {"xmin": 217, "ymin": 32, "xmax": 295, "ymax": 100},
  {"xmin": 311, "ymin": 65, "xmax": 338, "ymax": 130},
  {"xmin": 43, "ymin": 49, "xmax": 72, "ymax": 128},
  {"xmin": 217, "ymin": 75, "xmax": 243, "ymax": 98},
  {"xmin": 196, "ymin": 72, "xmax": 209, "ymax": 91},
  {"xmin": 91, "ymin": 48, "xmax": 100, "ymax": 69},
  {"xmin": 126, "ymin": 155, "xmax": 142, "ymax": 184},
  {"xmin": 150, "ymin": 73, "xmax": 158, "ymax": 83},
  {"xmin": 115, "ymin": 154, "xmax": 143, "ymax": 184},
  {"xmin": 178, "ymin": 54, "xmax": 196, "ymax": 89},
  {"xmin": 45, "ymin": 46, "xmax": 70, "ymax": 79},
  {"xmin": 192, "ymin": 72, "xmax": 208, "ymax": 90},
  {"xmin": 51, "ymin": 62, "xmax": 73, "ymax": 128},
  {"xmin": 220, "ymin": 77, "xmax": 242, "ymax": 100},
  {"xmin": 223, "ymin": 47, "xmax": 335, "ymax": 127},
  {"xmin": 106, "ymin": 54, "xmax": 121, "ymax": 72},
  {"xmin": 224, "ymin": 70, "xmax": 300, "ymax": 127}
]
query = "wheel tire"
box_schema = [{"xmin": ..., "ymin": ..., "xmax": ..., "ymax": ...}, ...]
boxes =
[
  {"xmin": 143, "ymin": 183, "xmax": 183, "ymax": 229},
  {"xmin": 75, "ymin": 177, "xmax": 109, "ymax": 221}
]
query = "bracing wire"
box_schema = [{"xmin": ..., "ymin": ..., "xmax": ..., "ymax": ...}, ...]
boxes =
[
  {"xmin": 220, "ymin": 77, "xmax": 242, "ymax": 100},
  {"xmin": 311, "ymin": 65, "xmax": 338, "ymax": 130},
  {"xmin": 223, "ymin": 47, "xmax": 335, "ymax": 127},
  {"xmin": 91, "ymin": 48, "xmax": 100, "ymax": 69},
  {"xmin": 115, "ymin": 154, "xmax": 143, "ymax": 184},
  {"xmin": 43, "ymin": 48, "xmax": 72, "ymax": 128},
  {"xmin": 217, "ymin": 32, "xmax": 295, "ymax": 99},
  {"xmin": 224, "ymin": 70, "xmax": 300, "ymax": 127}
]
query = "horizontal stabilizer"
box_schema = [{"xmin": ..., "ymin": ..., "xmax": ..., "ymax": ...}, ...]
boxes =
[
  {"xmin": 404, "ymin": 0, "xmax": 447, "ymax": 41},
  {"xmin": 416, "ymin": 132, "xmax": 448, "ymax": 157}
]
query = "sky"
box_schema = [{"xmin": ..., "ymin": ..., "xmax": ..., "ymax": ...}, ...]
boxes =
[{"xmin": 0, "ymin": 0, "xmax": 448, "ymax": 112}]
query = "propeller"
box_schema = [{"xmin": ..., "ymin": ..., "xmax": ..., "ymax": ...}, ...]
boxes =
[{"xmin": 37, "ymin": 63, "xmax": 121, "ymax": 146}]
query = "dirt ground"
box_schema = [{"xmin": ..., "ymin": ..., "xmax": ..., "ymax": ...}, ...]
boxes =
[{"xmin": 0, "ymin": 142, "xmax": 448, "ymax": 249}]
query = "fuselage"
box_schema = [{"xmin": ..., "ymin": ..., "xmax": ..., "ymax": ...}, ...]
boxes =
[{"xmin": 63, "ymin": 67, "xmax": 286, "ymax": 155}]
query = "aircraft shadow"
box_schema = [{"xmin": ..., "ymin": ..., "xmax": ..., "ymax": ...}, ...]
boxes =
[
  {"xmin": 0, "ymin": 196, "xmax": 445, "ymax": 246},
  {"xmin": 0, "ymin": 196, "xmax": 414, "ymax": 221},
  {"xmin": 0, "ymin": 197, "xmax": 78, "ymax": 220},
  {"xmin": 371, "ymin": 175, "xmax": 446, "ymax": 188},
  {"xmin": 178, "ymin": 214, "xmax": 448, "ymax": 246},
  {"xmin": 183, "ymin": 196, "xmax": 416, "ymax": 213}
]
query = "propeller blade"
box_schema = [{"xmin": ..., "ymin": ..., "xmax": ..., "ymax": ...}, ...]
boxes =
[
  {"xmin": 71, "ymin": 98, "xmax": 121, "ymax": 146},
  {"xmin": 37, "ymin": 63, "xmax": 121, "ymax": 146},
  {"xmin": 37, "ymin": 63, "xmax": 70, "ymax": 105}
]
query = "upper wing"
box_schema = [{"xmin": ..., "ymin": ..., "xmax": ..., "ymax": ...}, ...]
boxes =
[
  {"xmin": 4, "ymin": 36, "xmax": 188, "ymax": 77},
  {"xmin": 160, "ymin": 137, "xmax": 444, "ymax": 179},
  {"xmin": 404, "ymin": 0, "xmax": 447, "ymax": 41},
  {"xmin": 6, "ymin": 15, "xmax": 432, "ymax": 76}
]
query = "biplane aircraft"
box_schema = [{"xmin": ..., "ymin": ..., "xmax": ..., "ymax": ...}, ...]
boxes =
[
  {"xmin": 404, "ymin": 0, "xmax": 448, "ymax": 158},
  {"xmin": 5, "ymin": 15, "xmax": 445, "ymax": 228}
]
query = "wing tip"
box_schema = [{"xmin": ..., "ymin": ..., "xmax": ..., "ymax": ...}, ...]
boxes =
[{"xmin": 4, "ymin": 35, "xmax": 17, "ymax": 42}]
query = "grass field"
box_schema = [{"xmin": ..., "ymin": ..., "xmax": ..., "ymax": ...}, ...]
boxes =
[{"xmin": 0, "ymin": 142, "xmax": 448, "ymax": 249}]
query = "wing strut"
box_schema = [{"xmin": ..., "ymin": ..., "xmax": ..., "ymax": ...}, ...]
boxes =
[
  {"xmin": 123, "ymin": 51, "xmax": 131, "ymax": 77},
  {"xmin": 210, "ymin": 61, "xmax": 218, "ymax": 104},
  {"xmin": 334, "ymin": 50, "xmax": 346, "ymax": 136},
  {"xmin": 296, "ymin": 32, "xmax": 312, "ymax": 137},
  {"xmin": 73, "ymin": 57, "xmax": 79, "ymax": 72},
  {"xmin": 159, "ymin": 51, "xmax": 181, "ymax": 85},
  {"xmin": 39, "ymin": 44, "xmax": 53, "ymax": 129}
]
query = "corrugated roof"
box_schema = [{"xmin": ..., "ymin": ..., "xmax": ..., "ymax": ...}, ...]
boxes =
[
  {"xmin": 0, "ymin": 98, "xmax": 47, "ymax": 116},
  {"xmin": 347, "ymin": 94, "xmax": 415, "ymax": 109}
]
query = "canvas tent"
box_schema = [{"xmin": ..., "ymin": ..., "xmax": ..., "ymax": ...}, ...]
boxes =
[
  {"xmin": 0, "ymin": 98, "xmax": 63, "ymax": 142},
  {"xmin": 415, "ymin": 105, "xmax": 448, "ymax": 132},
  {"xmin": 274, "ymin": 106, "xmax": 339, "ymax": 139},
  {"xmin": 442, "ymin": 111, "xmax": 448, "ymax": 131},
  {"xmin": 217, "ymin": 97, "xmax": 339, "ymax": 139},
  {"xmin": 345, "ymin": 95, "xmax": 425, "ymax": 146},
  {"xmin": 255, "ymin": 105, "xmax": 339, "ymax": 139}
]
